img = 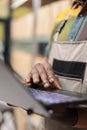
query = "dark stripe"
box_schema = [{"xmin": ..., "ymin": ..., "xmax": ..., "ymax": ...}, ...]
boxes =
[{"xmin": 52, "ymin": 59, "xmax": 86, "ymax": 81}]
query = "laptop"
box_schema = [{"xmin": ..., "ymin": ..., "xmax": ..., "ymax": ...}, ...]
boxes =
[{"xmin": 0, "ymin": 60, "xmax": 87, "ymax": 117}]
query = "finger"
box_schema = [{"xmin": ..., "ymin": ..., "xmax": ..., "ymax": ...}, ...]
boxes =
[
  {"xmin": 53, "ymin": 76, "xmax": 62, "ymax": 89},
  {"xmin": 31, "ymin": 68, "xmax": 40, "ymax": 84},
  {"xmin": 43, "ymin": 62, "xmax": 55, "ymax": 83},
  {"xmin": 25, "ymin": 73, "xmax": 32, "ymax": 83},
  {"xmin": 36, "ymin": 63, "xmax": 50, "ymax": 88}
]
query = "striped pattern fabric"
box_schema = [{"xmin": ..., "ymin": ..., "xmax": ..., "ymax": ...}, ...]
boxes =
[{"xmin": 51, "ymin": 5, "xmax": 86, "ymax": 42}]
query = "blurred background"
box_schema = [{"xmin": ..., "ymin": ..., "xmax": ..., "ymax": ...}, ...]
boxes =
[{"xmin": 0, "ymin": 0, "xmax": 71, "ymax": 130}]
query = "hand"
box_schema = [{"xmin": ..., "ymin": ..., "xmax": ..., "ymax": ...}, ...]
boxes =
[{"xmin": 25, "ymin": 61, "xmax": 61, "ymax": 90}]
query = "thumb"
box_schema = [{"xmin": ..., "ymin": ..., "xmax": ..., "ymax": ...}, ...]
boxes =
[{"xmin": 54, "ymin": 76, "xmax": 62, "ymax": 90}]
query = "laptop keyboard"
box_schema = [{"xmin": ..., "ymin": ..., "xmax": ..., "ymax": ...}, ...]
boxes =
[{"xmin": 29, "ymin": 88, "xmax": 81, "ymax": 105}]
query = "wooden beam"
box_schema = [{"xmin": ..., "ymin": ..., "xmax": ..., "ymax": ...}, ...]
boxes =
[{"xmin": 22, "ymin": 0, "xmax": 58, "ymax": 7}]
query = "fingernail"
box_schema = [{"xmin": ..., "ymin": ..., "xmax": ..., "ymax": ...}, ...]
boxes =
[
  {"xmin": 25, "ymin": 78, "xmax": 29, "ymax": 82},
  {"xmin": 44, "ymin": 83, "xmax": 50, "ymax": 88},
  {"xmin": 34, "ymin": 79, "xmax": 39, "ymax": 84},
  {"xmin": 49, "ymin": 78, "xmax": 54, "ymax": 83}
]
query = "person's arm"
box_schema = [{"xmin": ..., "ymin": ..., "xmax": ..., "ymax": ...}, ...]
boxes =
[{"xmin": 25, "ymin": 61, "xmax": 61, "ymax": 89}]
